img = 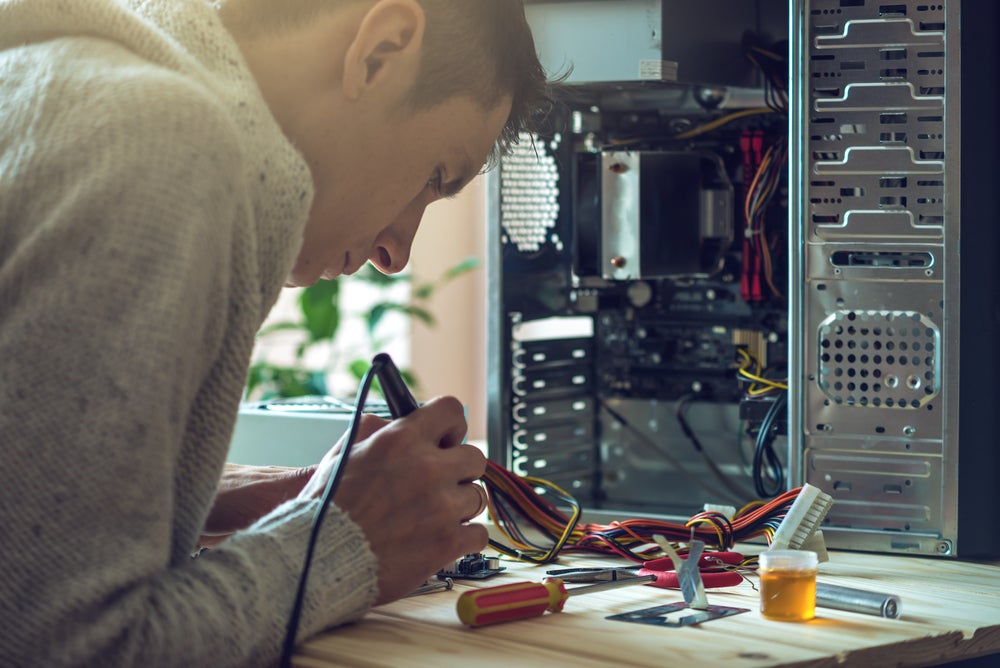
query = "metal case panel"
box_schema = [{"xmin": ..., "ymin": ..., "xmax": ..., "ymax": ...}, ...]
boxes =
[
  {"xmin": 791, "ymin": 0, "xmax": 962, "ymax": 556},
  {"xmin": 491, "ymin": 0, "xmax": 998, "ymax": 558},
  {"xmin": 524, "ymin": 0, "xmax": 778, "ymax": 86}
]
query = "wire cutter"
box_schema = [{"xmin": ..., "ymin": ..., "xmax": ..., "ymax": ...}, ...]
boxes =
[{"xmin": 546, "ymin": 551, "xmax": 745, "ymax": 590}]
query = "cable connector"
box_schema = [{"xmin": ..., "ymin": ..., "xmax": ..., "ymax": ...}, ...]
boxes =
[
  {"xmin": 768, "ymin": 484, "xmax": 833, "ymax": 561},
  {"xmin": 751, "ymin": 129, "xmax": 765, "ymax": 163},
  {"xmin": 703, "ymin": 504, "xmax": 737, "ymax": 519},
  {"xmin": 799, "ymin": 529, "xmax": 829, "ymax": 564}
]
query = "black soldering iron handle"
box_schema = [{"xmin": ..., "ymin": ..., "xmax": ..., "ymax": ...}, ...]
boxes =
[{"xmin": 373, "ymin": 352, "xmax": 419, "ymax": 419}]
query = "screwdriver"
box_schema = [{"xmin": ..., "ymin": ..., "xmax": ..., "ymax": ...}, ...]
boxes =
[{"xmin": 456, "ymin": 574, "xmax": 657, "ymax": 627}]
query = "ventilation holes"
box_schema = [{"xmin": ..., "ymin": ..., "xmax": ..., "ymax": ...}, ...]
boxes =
[
  {"xmin": 500, "ymin": 132, "xmax": 560, "ymax": 253},
  {"xmin": 817, "ymin": 310, "xmax": 941, "ymax": 408}
]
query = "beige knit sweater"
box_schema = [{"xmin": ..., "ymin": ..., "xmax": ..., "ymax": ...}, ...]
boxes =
[{"xmin": 0, "ymin": 0, "xmax": 378, "ymax": 665}]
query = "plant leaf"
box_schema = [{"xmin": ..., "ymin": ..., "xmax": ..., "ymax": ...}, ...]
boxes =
[
  {"xmin": 441, "ymin": 256, "xmax": 480, "ymax": 281},
  {"xmin": 348, "ymin": 358, "xmax": 370, "ymax": 383},
  {"xmin": 354, "ymin": 264, "xmax": 407, "ymax": 287},
  {"xmin": 366, "ymin": 302, "xmax": 393, "ymax": 335},
  {"xmin": 307, "ymin": 371, "xmax": 328, "ymax": 395},
  {"xmin": 404, "ymin": 305, "xmax": 434, "ymax": 327},
  {"xmin": 299, "ymin": 280, "xmax": 340, "ymax": 342},
  {"xmin": 245, "ymin": 363, "xmax": 265, "ymax": 399},
  {"xmin": 246, "ymin": 257, "xmax": 470, "ymax": 400},
  {"xmin": 366, "ymin": 302, "xmax": 435, "ymax": 335},
  {"xmin": 412, "ymin": 283, "xmax": 435, "ymax": 300}
]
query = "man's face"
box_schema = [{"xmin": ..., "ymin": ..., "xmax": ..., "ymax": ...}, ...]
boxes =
[{"xmin": 286, "ymin": 94, "xmax": 512, "ymax": 287}]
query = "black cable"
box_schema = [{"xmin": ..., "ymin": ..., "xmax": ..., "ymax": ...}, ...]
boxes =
[
  {"xmin": 599, "ymin": 399, "xmax": 748, "ymax": 507},
  {"xmin": 675, "ymin": 395, "xmax": 705, "ymax": 453},
  {"xmin": 278, "ymin": 358, "xmax": 386, "ymax": 668},
  {"xmin": 752, "ymin": 392, "xmax": 787, "ymax": 498},
  {"xmin": 483, "ymin": 468, "xmax": 582, "ymax": 564},
  {"xmin": 676, "ymin": 396, "xmax": 757, "ymax": 503}
]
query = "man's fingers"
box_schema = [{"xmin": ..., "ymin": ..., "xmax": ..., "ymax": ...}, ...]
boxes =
[
  {"xmin": 398, "ymin": 396, "xmax": 467, "ymax": 449},
  {"xmin": 460, "ymin": 482, "xmax": 489, "ymax": 522},
  {"xmin": 355, "ymin": 413, "xmax": 390, "ymax": 441},
  {"xmin": 433, "ymin": 439, "xmax": 486, "ymax": 483},
  {"xmin": 457, "ymin": 522, "xmax": 489, "ymax": 556}
]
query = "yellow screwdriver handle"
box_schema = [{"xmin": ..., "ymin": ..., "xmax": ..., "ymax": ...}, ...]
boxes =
[{"xmin": 456, "ymin": 579, "xmax": 568, "ymax": 627}]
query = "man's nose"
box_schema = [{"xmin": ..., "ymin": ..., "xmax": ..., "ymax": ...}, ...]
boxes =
[{"xmin": 369, "ymin": 201, "xmax": 426, "ymax": 274}]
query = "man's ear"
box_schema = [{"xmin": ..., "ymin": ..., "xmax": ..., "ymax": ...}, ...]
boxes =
[{"xmin": 342, "ymin": 0, "xmax": 426, "ymax": 100}]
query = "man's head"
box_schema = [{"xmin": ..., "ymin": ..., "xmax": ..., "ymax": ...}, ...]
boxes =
[
  {"xmin": 398, "ymin": 1, "xmax": 550, "ymax": 169},
  {"xmin": 219, "ymin": 0, "xmax": 553, "ymax": 286}
]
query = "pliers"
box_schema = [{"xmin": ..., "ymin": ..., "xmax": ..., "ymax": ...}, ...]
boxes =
[{"xmin": 546, "ymin": 551, "xmax": 745, "ymax": 589}]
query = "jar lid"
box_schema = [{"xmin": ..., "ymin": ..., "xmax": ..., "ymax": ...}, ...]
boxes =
[{"xmin": 759, "ymin": 549, "xmax": 818, "ymax": 570}]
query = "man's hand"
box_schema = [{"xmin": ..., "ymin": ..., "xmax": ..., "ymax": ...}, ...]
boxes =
[
  {"xmin": 201, "ymin": 414, "xmax": 388, "ymax": 548},
  {"xmin": 200, "ymin": 463, "xmax": 315, "ymax": 547},
  {"xmin": 299, "ymin": 396, "xmax": 488, "ymax": 605}
]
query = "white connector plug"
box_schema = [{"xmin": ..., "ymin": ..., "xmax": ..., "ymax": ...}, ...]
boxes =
[
  {"xmin": 703, "ymin": 503, "xmax": 737, "ymax": 519},
  {"xmin": 769, "ymin": 483, "xmax": 834, "ymax": 562}
]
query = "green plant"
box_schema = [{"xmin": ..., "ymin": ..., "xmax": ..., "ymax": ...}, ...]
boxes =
[{"xmin": 245, "ymin": 257, "xmax": 479, "ymax": 401}]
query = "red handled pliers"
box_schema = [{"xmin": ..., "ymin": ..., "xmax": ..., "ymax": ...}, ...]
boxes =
[{"xmin": 546, "ymin": 551, "xmax": 745, "ymax": 589}]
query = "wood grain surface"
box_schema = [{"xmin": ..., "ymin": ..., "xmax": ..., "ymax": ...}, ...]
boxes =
[{"xmin": 295, "ymin": 549, "xmax": 1000, "ymax": 667}]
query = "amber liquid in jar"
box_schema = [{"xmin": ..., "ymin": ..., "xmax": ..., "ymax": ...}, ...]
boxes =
[{"xmin": 760, "ymin": 569, "xmax": 818, "ymax": 621}]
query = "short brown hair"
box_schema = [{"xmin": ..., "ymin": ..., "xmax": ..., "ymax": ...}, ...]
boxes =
[
  {"xmin": 231, "ymin": 0, "xmax": 557, "ymax": 167},
  {"xmin": 403, "ymin": 1, "xmax": 556, "ymax": 168}
]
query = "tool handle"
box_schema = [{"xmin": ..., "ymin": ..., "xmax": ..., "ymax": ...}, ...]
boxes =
[
  {"xmin": 373, "ymin": 353, "xmax": 419, "ymax": 418},
  {"xmin": 456, "ymin": 579, "xmax": 568, "ymax": 627},
  {"xmin": 638, "ymin": 568, "xmax": 744, "ymax": 589},
  {"xmin": 643, "ymin": 551, "xmax": 744, "ymax": 572}
]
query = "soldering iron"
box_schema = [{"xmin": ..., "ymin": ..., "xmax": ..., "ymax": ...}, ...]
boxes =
[{"xmin": 372, "ymin": 352, "xmax": 419, "ymax": 418}]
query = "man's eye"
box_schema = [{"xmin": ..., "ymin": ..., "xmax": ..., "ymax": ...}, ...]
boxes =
[{"xmin": 427, "ymin": 170, "xmax": 443, "ymax": 194}]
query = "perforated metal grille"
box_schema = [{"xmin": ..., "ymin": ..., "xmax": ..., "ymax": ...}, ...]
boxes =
[
  {"xmin": 500, "ymin": 132, "xmax": 560, "ymax": 253},
  {"xmin": 807, "ymin": 0, "xmax": 947, "ymax": 233},
  {"xmin": 817, "ymin": 310, "xmax": 940, "ymax": 408}
]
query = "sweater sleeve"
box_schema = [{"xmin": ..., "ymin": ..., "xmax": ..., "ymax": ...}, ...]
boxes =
[{"xmin": 0, "ymin": 38, "xmax": 377, "ymax": 667}]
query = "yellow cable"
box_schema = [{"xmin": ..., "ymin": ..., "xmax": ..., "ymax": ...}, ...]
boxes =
[
  {"xmin": 685, "ymin": 517, "xmax": 725, "ymax": 547},
  {"xmin": 675, "ymin": 107, "xmax": 774, "ymax": 140},
  {"xmin": 739, "ymin": 367, "xmax": 788, "ymax": 391}
]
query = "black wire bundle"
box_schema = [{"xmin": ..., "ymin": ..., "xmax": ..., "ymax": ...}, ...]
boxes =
[
  {"xmin": 752, "ymin": 391, "xmax": 787, "ymax": 498},
  {"xmin": 675, "ymin": 396, "xmax": 757, "ymax": 504},
  {"xmin": 746, "ymin": 42, "xmax": 788, "ymax": 113},
  {"xmin": 483, "ymin": 460, "xmax": 582, "ymax": 564},
  {"xmin": 480, "ymin": 458, "xmax": 805, "ymax": 563}
]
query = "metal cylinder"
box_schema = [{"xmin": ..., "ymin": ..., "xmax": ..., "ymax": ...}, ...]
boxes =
[{"xmin": 816, "ymin": 582, "xmax": 902, "ymax": 619}]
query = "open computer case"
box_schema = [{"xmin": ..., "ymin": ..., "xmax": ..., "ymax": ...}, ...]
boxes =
[{"xmin": 487, "ymin": 0, "xmax": 999, "ymax": 558}]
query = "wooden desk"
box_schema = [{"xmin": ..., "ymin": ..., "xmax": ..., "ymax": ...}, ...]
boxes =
[{"xmin": 294, "ymin": 550, "xmax": 1000, "ymax": 667}]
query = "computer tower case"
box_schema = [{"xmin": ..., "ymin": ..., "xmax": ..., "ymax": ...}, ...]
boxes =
[
  {"xmin": 486, "ymin": 0, "xmax": 999, "ymax": 558},
  {"xmin": 788, "ymin": 0, "xmax": 999, "ymax": 557}
]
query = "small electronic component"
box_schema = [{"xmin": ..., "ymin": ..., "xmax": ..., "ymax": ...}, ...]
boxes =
[{"xmin": 437, "ymin": 553, "xmax": 505, "ymax": 580}]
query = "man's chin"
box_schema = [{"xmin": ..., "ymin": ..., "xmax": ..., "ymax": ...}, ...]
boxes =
[{"xmin": 284, "ymin": 271, "xmax": 322, "ymax": 288}]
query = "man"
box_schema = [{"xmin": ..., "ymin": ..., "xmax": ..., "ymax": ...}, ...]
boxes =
[{"xmin": 0, "ymin": 0, "xmax": 553, "ymax": 665}]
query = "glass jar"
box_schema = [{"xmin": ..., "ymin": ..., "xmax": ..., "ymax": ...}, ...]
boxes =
[{"xmin": 759, "ymin": 549, "xmax": 819, "ymax": 621}]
